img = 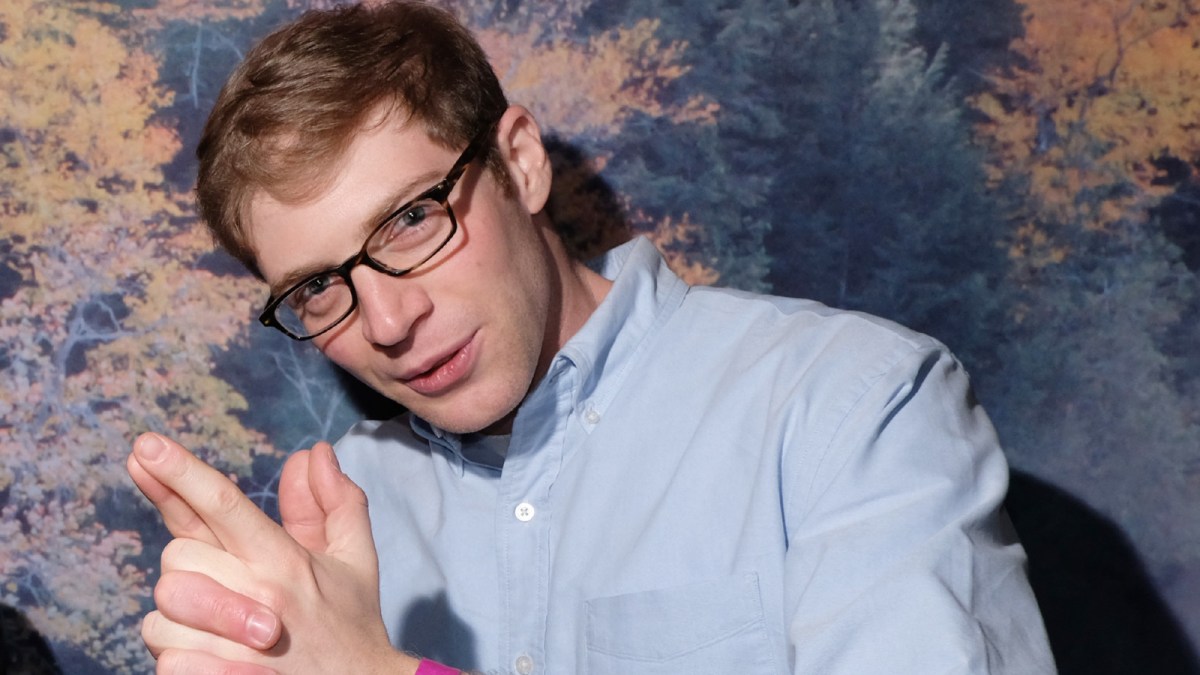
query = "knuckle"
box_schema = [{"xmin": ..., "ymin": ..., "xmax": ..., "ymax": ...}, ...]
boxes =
[
  {"xmin": 174, "ymin": 510, "xmax": 214, "ymax": 542},
  {"xmin": 252, "ymin": 583, "xmax": 288, "ymax": 615},
  {"xmin": 158, "ymin": 649, "xmax": 223, "ymax": 675},
  {"xmin": 267, "ymin": 545, "xmax": 311, "ymax": 586},
  {"xmin": 209, "ymin": 589, "xmax": 255, "ymax": 626},
  {"xmin": 155, "ymin": 649, "xmax": 179, "ymax": 673},
  {"xmin": 350, "ymin": 482, "xmax": 369, "ymax": 508},
  {"xmin": 153, "ymin": 571, "xmax": 189, "ymax": 612},
  {"xmin": 160, "ymin": 538, "xmax": 195, "ymax": 570},
  {"xmin": 141, "ymin": 610, "xmax": 166, "ymax": 653},
  {"xmin": 159, "ymin": 649, "xmax": 272, "ymax": 675},
  {"xmin": 210, "ymin": 482, "xmax": 245, "ymax": 519}
]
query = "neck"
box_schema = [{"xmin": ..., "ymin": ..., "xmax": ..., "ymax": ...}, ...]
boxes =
[
  {"xmin": 541, "ymin": 229, "xmax": 613, "ymax": 372},
  {"xmin": 480, "ymin": 228, "xmax": 612, "ymax": 436}
]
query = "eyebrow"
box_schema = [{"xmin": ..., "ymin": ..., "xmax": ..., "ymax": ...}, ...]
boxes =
[
  {"xmin": 357, "ymin": 167, "xmax": 446, "ymax": 239},
  {"xmin": 267, "ymin": 166, "xmax": 447, "ymax": 297}
]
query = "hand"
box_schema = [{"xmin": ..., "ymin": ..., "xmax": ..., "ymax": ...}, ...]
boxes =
[{"xmin": 128, "ymin": 433, "xmax": 417, "ymax": 675}]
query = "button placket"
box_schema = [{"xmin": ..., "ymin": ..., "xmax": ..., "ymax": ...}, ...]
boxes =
[{"xmin": 496, "ymin": 365, "xmax": 572, "ymax": 674}]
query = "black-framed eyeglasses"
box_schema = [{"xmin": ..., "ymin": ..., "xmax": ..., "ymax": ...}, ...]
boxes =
[{"xmin": 259, "ymin": 119, "xmax": 500, "ymax": 341}]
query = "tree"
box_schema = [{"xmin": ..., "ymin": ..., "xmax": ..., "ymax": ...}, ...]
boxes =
[
  {"xmin": 0, "ymin": 1, "xmax": 275, "ymax": 669},
  {"xmin": 759, "ymin": 0, "xmax": 1010, "ymax": 369},
  {"xmin": 973, "ymin": 0, "xmax": 1200, "ymax": 232},
  {"xmin": 971, "ymin": 0, "xmax": 1200, "ymax": 580},
  {"xmin": 474, "ymin": 10, "xmax": 728, "ymax": 282}
]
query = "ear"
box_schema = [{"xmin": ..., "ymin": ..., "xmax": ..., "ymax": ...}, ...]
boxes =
[{"xmin": 495, "ymin": 105, "xmax": 552, "ymax": 215}]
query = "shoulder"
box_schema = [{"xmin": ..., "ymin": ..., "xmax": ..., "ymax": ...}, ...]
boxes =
[{"xmin": 671, "ymin": 285, "xmax": 947, "ymax": 382}]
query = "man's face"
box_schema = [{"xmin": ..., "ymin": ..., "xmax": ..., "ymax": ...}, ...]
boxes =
[{"xmin": 247, "ymin": 110, "xmax": 560, "ymax": 434}]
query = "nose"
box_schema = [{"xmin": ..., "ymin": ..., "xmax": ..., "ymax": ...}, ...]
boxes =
[{"xmin": 348, "ymin": 265, "xmax": 432, "ymax": 347}]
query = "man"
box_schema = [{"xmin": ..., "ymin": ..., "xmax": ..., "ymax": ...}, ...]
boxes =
[{"xmin": 128, "ymin": 2, "xmax": 1056, "ymax": 674}]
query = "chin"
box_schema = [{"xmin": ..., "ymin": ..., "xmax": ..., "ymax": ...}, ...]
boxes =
[
  {"xmin": 407, "ymin": 386, "xmax": 525, "ymax": 435},
  {"xmin": 421, "ymin": 408, "xmax": 513, "ymax": 435}
]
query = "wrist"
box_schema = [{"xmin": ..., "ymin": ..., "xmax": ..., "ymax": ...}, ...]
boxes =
[
  {"xmin": 415, "ymin": 658, "xmax": 460, "ymax": 675},
  {"xmin": 364, "ymin": 649, "xmax": 424, "ymax": 675}
]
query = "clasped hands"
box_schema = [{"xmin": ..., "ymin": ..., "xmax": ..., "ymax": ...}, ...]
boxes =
[{"xmin": 127, "ymin": 432, "xmax": 417, "ymax": 675}]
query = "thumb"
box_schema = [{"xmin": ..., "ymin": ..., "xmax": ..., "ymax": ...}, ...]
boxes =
[
  {"xmin": 308, "ymin": 442, "xmax": 377, "ymax": 568},
  {"xmin": 279, "ymin": 449, "xmax": 327, "ymax": 551}
]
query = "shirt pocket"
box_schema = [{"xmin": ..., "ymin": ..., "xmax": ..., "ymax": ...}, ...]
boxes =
[{"xmin": 584, "ymin": 572, "xmax": 780, "ymax": 675}]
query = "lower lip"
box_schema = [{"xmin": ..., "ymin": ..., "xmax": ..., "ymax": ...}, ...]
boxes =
[{"xmin": 404, "ymin": 335, "xmax": 477, "ymax": 396}]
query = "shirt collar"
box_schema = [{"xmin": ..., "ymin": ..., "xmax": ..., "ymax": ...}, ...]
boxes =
[{"xmin": 550, "ymin": 236, "xmax": 689, "ymax": 426}]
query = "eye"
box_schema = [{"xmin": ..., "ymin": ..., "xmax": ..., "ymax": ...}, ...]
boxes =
[
  {"xmin": 287, "ymin": 272, "xmax": 342, "ymax": 309},
  {"xmin": 302, "ymin": 274, "xmax": 334, "ymax": 296},
  {"xmin": 379, "ymin": 202, "xmax": 434, "ymax": 244},
  {"xmin": 366, "ymin": 197, "xmax": 452, "ymax": 271},
  {"xmin": 374, "ymin": 199, "xmax": 447, "ymax": 247},
  {"xmin": 400, "ymin": 204, "xmax": 428, "ymax": 227}
]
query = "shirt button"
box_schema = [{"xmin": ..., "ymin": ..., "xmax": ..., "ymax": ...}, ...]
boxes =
[
  {"xmin": 514, "ymin": 654, "xmax": 534, "ymax": 674},
  {"xmin": 583, "ymin": 407, "xmax": 601, "ymax": 424},
  {"xmin": 514, "ymin": 502, "xmax": 536, "ymax": 522}
]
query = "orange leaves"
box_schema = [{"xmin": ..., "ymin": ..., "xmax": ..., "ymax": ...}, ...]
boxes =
[
  {"xmin": 132, "ymin": 0, "xmax": 266, "ymax": 28},
  {"xmin": 1007, "ymin": 221, "xmax": 1069, "ymax": 271},
  {"xmin": 0, "ymin": 1, "xmax": 273, "ymax": 669},
  {"xmin": 473, "ymin": 12, "xmax": 722, "ymax": 281},
  {"xmin": 639, "ymin": 211, "xmax": 720, "ymax": 286},
  {"xmin": 481, "ymin": 18, "xmax": 718, "ymax": 139},
  {"xmin": 1103, "ymin": 24, "xmax": 1200, "ymax": 162},
  {"xmin": 0, "ymin": 497, "xmax": 149, "ymax": 672},
  {"xmin": 1, "ymin": 0, "xmax": 180, "ymax": 237},
  {"xmin": 974, "ymin": 0, "xmax": 1200, "ymax": 219},
  {"xmin": 472, "ymin": 12, "xmax": 724, "ymax": 285},
  {"xmin": 973, "ymin": 0, "xmax": 1200, "ymax": 249}
]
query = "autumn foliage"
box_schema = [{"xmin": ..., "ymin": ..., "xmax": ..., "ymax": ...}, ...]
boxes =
[
  {"xmin": 971, "ymin": 0, "xmax": 1200, "ymax": 575},
  {"xmin": 973, "ymin": 0, "xmax": 1200, "ymax": 248},
  {"xmin": 1, "ymin": 1, "xmax": 271, "ymax": 670}
]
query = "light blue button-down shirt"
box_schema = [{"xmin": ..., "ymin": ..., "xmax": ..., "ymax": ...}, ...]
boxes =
[{"xmin": 335, "ymin": 237, "xmax": 1056, "ymax": 674}]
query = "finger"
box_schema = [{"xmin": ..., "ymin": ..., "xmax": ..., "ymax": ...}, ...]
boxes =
[
  {"xmin": 142, "ymin": 610, "xmax": 277, "ymax": 669},
  {"xmin": 159, "ymin": 538, "xmax": 284, "ymax": 624},
  {"xmin": 155, "ymin": 648, "xmax": 278, "ymax": 675},
  {"xmin": 131, "ymin": 432, "xmax": 295, "ymax": 563},
  {"xmin": 155, "ymin": 570, "xmax": 281, "ymax": 651},
  {"xmin": 128, "ymin": 438, "xmax": 221, "ymax": 548},
  {"xmin": 278, "ymin": 449, "xmax": 327, "ymax": 552},
  {"xmin": 307, "ymin": 442, "xmax": 377, "ymax": 566}
]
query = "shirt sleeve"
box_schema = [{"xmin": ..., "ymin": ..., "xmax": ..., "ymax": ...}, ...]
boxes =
[{"xmin": 782, "ymin": 341, "xmax": 1057, "ymax": 674}]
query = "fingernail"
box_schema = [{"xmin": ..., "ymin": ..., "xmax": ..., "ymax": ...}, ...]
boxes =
[
  {"xmin": 246, "ymin": 610, "xmax": 278, "ymax": 648},
  {"xmin": 137, "ymin": 433, "xmax": 167, "ymax": 462}
]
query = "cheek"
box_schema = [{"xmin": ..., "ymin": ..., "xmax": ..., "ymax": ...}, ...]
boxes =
[{"xmin": 313, "ymin": 330, "xmax": 362, "ymax": 374}]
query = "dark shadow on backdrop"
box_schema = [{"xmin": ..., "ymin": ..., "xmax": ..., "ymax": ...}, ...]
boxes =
[
  {"xmin": 1, "ymin": 603, "xmax": 62, "ymax": 675},
  {"xmin": 542, "ymin": 136, "xmax": 633, "ymax": 261},
  {"xmin": 1006, "ymin": 470, "xmax": 1200, "ymax": 675}
]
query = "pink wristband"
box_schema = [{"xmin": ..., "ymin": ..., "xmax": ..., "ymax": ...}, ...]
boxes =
[{"xmin": 415, "ymin": 659, "xmax": 459, "ymax": 675}]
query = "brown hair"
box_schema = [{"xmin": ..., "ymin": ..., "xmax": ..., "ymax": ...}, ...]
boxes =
[{"xmin": 195, "ymin": 0, "xmax": 509, "ymax": 277}]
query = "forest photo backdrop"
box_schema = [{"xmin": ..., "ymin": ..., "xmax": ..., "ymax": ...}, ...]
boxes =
[{"xmin": 1, "ymin": 0, "xmax": 1198, "ymax": 672}]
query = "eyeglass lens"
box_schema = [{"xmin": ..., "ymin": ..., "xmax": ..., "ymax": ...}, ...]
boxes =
[{"xmin": 272, "ymin": 197, "xmax": 455, "ymax": 338}]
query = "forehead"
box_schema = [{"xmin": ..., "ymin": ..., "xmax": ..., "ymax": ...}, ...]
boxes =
[{"xmin": 246, "ymin": 113, "xmax": 454, "ymax": 287}]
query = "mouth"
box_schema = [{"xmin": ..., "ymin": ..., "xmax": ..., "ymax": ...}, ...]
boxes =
[{"xmin": 401, "ymin": 333, "xmax": 477, "ymax": 396}]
